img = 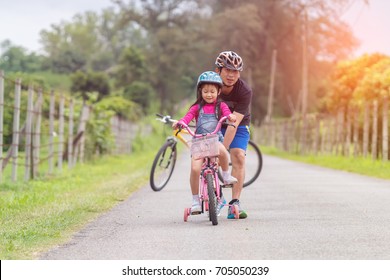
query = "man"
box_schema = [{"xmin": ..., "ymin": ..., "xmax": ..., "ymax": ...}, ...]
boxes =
[{"xmin": 215, "ymin": 51, "xmax": 252, "ymax": 219}]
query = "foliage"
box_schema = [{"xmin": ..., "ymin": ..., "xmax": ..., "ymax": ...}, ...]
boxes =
[
  {"xmin": 123, "ymin": 81, "xmax": 155, "ymax": 114},
  {"xmin": 326, "ymin": 53, "xmax": 388, "ymax": 111},
  {"xmin": 93, "ymin": 95, "xmax": 142, "ymax": 121},
  {"xmin": 354, "ymin": 57, "xmax": 390, "ymax": 103},
  {"xmin": 84, "ymin": 95, "xmax": 142, "ymax": 157},
  {"xmin": 70, "ymin": 70, "xmax": 110, "ymax": 101},
  {"xmin": 0, "ymin": 40, "xmax": 48, "ymax": 73}
]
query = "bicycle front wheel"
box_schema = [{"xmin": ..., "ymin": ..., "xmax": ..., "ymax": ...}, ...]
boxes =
[
  {"xmin": 150, "ymin": 140, "xmax": 177, "ymax": 191},
  {"xmin": 206, "ymin": 173, "xmax": 218, "ymax": 226}
]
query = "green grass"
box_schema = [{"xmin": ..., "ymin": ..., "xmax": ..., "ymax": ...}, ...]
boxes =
[
  {"xmin": 0, "ymin": 134, "xmax": 164, "ymax": 259},
  {"xmin": 261, "ymin": 146, "xmax": 390, "ymax": 180}
]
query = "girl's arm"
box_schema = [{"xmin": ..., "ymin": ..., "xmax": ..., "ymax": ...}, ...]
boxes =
[{"xmin": 172, "ymin": 105, "xmax": 198, "ymax": 129}]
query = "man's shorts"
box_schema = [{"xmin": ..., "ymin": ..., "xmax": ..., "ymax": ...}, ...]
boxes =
[{"xmin": 221, "ymin": 125, "xmax": 250, "ymax": 151}]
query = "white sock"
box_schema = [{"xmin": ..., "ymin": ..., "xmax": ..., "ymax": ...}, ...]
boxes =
[
  {"xmin": 192, "ymin": 195, "xmax": 199, "ymax": 204},
  {"xmin": 222, "ymin": 171, "xmax": 230, "ymax": 180}
]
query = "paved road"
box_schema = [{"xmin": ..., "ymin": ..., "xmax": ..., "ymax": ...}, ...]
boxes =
[{"xmin": 41, "ymin": 152, "xmax": 390, "ymax": 260}]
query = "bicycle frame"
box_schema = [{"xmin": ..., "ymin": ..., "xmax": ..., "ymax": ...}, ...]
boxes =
[
  {"xmin": 199, "ymin": 154, "xmax": 220, "ymax": 210},
  {"xmin": 156, "ymin": 114, "xmax": 191, "ymax": 148}
]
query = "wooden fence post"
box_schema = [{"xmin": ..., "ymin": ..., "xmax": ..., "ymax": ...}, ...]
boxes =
[
  {"xmin": 313, "ymin": 115, "xmax": 320, "ymax": 155},
  {"xmin": 344, "ymin": 106, "xmax": 352, "ymax": 157},
  {"xmin": 362, "ymin": 102, "xmax": 370, "ymax": 157},
  {"xmin": 24, "ymin": 85, "xmax": 34, "ymax": 181},
  {"xmin": 32, "ymin": 89, "xmax": 43, "ymax": 178},
  {"xmin": 12, "ymin": 79, "xmax": 22, "ymax": 181},
  {"xmin": 0, "ymin": 71, "xmax": 4, "ymax": 181},
  {"xmin": 353, "ymin": 108, "xmax": 360, "ymax": 157},
  {"xmin": 58, "ymin": 94, "xmax": 65, "ymax": 171},
  {"xmin": 371, "ymin": 99, "xmax": 378, "ymax": 160},
  {"xmin": 336, "ymin": 108, "xmax": 345, "ymax": 155},
  {"xmin": 68, "ymin": 99, "xmax": 74, "ymax": 168},
  {"xmin": 48, "ymin": 90, "xmax": 55, "ymax": 174},
  {"xmin": 383, "ymin": 97, "xmax": 388, "ymax": 162},
  {"xmin": 71, "ymin": 103, "xmax": 90, "ymax": 163}
]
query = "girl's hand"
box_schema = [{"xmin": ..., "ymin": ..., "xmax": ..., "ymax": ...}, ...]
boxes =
[{"xmin": 228, "ymin": 114, "xmax": 237, "ymax": 123}]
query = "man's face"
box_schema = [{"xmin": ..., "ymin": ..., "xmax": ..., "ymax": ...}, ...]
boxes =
[{"xmin": 218, "ymin": 67, "xmax": 240, "ymax": 87}]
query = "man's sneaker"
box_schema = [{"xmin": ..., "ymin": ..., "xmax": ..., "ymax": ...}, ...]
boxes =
[
  {"xmin": 223, "ymin": 175, "xmax": 238, "ymax": 185},
  {"xmin": 227, "ymin": 200, "xmax": 247, "ymax": 219},
  {"xmin": 217, "ymin": 197, "xmax": 226, "ymax": 216},
  {"xmin": 191, "ymin": 201, "xmax": 201, "ymax": 215}
]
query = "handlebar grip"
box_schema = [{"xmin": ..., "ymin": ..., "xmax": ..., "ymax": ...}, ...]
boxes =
[{"xmin": 156, "ymin": 113, "xmax": 164, "ymax": 118}]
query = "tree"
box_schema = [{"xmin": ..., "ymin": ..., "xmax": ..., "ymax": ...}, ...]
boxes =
[
  {"xmin": 327, "ymin": 53, "xmax": 386, "ymax": 111},
  {"xmin": 123, "ymin": 81, "xmax": 155, "ymax": 114},
  {"xmin": 71, "ymin": 70, "xmax": 110, "ymax": 101},
  {"xmin": 114, "ymin": 0, "xmax": 210, "ymax": 112},
  {"xmin": 0, "ymin": 40, "xmax": 46, "ymax": 72}
]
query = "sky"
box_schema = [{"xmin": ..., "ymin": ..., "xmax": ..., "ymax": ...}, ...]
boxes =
[
  {"xmin": 341, "ymin": 0, "xmax": 390, "ymax": 57},
  {"xmin": 0, "ymin": 0, "xmax": 114, "ymax": 53},
  {"xmin": 0, "ymin": 0, "xmax": 389, "ymax": 57}
]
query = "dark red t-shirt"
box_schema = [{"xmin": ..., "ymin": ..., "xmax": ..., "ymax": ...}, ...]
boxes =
[{"xmin": 219, "ymin": 78, "xmax": 252, "ymax": 126}]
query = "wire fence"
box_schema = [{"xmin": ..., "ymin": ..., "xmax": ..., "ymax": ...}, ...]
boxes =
[
  {"xmin": 254, "ymin": 97, "xmax": 389, "ymax": 162},
  {"xmin": 0, "ymin": 70, "xmax": 143, "ymax": 182}
]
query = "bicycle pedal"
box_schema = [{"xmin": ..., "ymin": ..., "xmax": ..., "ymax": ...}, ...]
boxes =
[{"xmin": 221, "ymin": 183, "xmax": 233, "ymax": 188}]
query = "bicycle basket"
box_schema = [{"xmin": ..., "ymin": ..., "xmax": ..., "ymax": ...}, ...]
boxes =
[{"xmin": 190, "ymin": 134, "xmax": 220, "ymax": 159}]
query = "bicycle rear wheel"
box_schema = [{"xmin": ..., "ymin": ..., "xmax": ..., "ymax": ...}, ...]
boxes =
[
  {"xmin": 243, "ymin": 140, "xmax": 262, "ymax": 187},
  {"xmin": 150, "ymin": 140, "xmax": 177, "ymax": 191},
  {"xmin": 206, "ymin": 173, "xmax": 218, "ymax": 226},
  {"xmin": 218, "ymin": 140, "xmax": 262, "ymax": 187}
]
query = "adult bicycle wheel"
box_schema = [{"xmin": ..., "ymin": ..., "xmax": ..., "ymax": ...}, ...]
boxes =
[
  {"xmin": 150, "ymin": 140, "xmax": 177, "ymax": 191},
  {"xmin": 218, "ymin": 140, "xmax": 263, "ymax": 187},
  {"xmin": 206, "ymin": 173, "xmax": 218, "ymax": 226},
  {"xmin": 243, "ymin": 140, "xmax": 263, "ymax": 187}
]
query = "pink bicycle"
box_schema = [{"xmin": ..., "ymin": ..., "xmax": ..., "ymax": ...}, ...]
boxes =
[{"xmin": 177, "ymin": 116, "xmax": 239, "ymax": 225}]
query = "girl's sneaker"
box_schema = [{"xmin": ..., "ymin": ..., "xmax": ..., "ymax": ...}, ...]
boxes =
[
  {"xmin": 217, "ymin": 196, "xmax": 226, "ymax": 216},
  {"xmin": 191, "ymin": 201, "xmax": 201, "ymax": 215},
  {"xmin": 223, "ymin": 174, "xmax": 238, "ymax": 185},
  {"xmin": 227, "ymin": 199, "xmax": 247, "ymax": 219}
]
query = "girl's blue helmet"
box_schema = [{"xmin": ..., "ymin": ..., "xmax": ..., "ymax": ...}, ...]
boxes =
[{"xmin": 196, "ymin": 71, "xmax": 223, "ymax": 89}]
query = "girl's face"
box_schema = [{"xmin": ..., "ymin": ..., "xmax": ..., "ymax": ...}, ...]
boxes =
[{"xmin": 201, "ymin": 84, "xmax": 220, "ymax": 104}]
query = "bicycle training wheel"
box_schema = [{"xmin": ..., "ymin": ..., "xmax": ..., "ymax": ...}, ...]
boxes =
[
  {"xmin": 150, "ymin": 140, "xmax": 177, "ymax": 191},
  {"xmin": 218, "ymin": 140, "xmax": 263, "ymax": 188},
  {"xmin": 206, "ymin": 173, "xmax": 218, "ymax": 226}
]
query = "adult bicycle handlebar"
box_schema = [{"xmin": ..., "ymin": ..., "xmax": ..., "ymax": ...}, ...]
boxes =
[{"xmin": 156, "ymin": 113, "xmax": 176, "ymax": 125}]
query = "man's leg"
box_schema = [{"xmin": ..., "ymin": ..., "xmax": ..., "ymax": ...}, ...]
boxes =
[
  {"xmin": 230, "ymin": 148, "xmax": 246, "ymax": 199},
  {"xmin": 228, "ymin": 148, "xmax": 247, "ymax": 219}
]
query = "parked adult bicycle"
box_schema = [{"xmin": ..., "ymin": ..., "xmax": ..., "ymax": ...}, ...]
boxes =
[{"xmin": 150, "ymin": 114, "xmax": 263, "ymax": 191}]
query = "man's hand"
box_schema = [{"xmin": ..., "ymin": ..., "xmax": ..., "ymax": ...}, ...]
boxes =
[{"xmin": 228, "ymin": 113, "xmax": 237, "ymax": 123}]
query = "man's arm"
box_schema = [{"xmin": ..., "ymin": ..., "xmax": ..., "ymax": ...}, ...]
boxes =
[{"xmin": 223, "ymin": 111, "xmax": 244, "ymax": 149}]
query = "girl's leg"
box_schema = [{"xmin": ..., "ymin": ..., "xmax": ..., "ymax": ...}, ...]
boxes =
[
  {"xmin": 190, "ymin": 157, "xmax": 203, "ymax": 214},
  {"xmin": 218, "ymin": 143, "xmax": 237, "ymax": 184},
  {"xmin": 218, "ymin": 143, "xmax": 229, "ymax": 171},
  {"xmin": 190, "ymin": 157, "xmax": 203, "ymax": 195}
]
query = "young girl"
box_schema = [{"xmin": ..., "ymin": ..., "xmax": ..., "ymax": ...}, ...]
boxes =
[{"xmin": 173, "ymin": 71, "xmax": 237, "ymax": 214}]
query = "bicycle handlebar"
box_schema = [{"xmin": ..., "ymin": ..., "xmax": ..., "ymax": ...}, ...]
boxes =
[
  {"xmin": 177, "ymin": 116, "xmax": 231, "ymax": 138},
  {"xmin": 155, "ymin": 113, "xmax": 177, "ymax": 124}
]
